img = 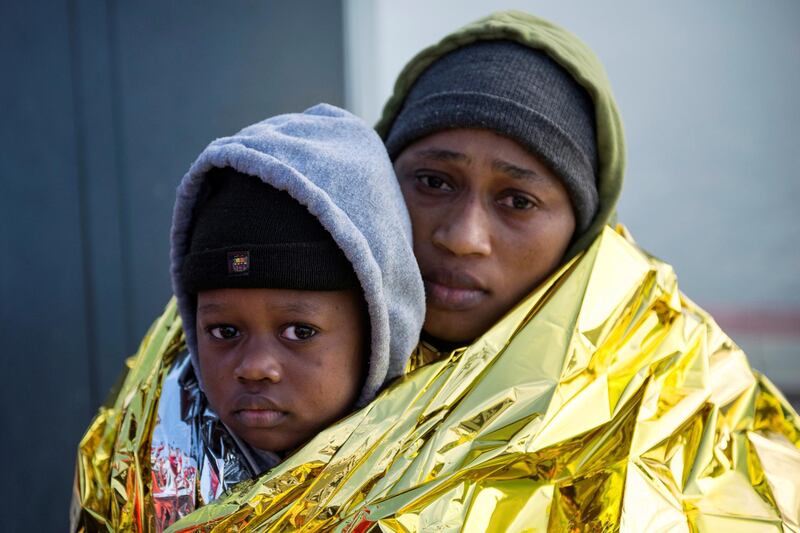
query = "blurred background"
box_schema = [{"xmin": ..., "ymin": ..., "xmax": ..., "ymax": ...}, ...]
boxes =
[{"xmin": 1, "ymin": 0, "xmax": 797, "ymax": 530}]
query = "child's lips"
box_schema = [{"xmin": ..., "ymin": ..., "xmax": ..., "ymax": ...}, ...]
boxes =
[
  {"xmin": 235, "ymin": 408, "xmax": 287, "ymax": 428},
  {"xmin": 232, "ymin": 395, "xmax": 287, "ymax": 427}
]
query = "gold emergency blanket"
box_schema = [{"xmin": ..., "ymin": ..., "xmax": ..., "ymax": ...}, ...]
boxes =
[
  {"xmin": 73, "ymin": 227, "xmax": 800, "ymax": 532},
  {"xmin": 72, "ymin": 297, "xmax": 186, "ymax": 532}
]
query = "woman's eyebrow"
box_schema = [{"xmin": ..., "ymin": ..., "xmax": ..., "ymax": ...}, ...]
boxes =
[
  {"xmin": 413, "ymin": 148, "xmax": 471, "ymax": 164},
  {"xmin": 491, "ymin": 158, "xmax": 540, "ymax": 181}
]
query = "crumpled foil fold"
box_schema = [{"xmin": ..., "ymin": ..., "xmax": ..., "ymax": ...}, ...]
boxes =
[{"xmin": 72, "ymin": 226, "xmax": 800, "ymax": 532}]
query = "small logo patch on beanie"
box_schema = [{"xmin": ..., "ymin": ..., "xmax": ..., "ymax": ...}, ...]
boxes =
[{"xmin": 228, "ymin": 251, "xmax": 250, "ymax": 275}]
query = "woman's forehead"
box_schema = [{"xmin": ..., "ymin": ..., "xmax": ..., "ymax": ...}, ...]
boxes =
[{"xmin": 397, "ymin": 128, "xmax": 562, "ymax": 185}]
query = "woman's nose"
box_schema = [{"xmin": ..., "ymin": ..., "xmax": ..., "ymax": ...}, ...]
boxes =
[{"xmin": 431, "ymin": 196, "xmax": 492, "ymax": 257}]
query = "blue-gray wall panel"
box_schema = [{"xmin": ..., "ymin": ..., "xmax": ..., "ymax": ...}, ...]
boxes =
[
  {"xmin": 73, "ymin": 0, "xmax": 131, "ymax": 403},
  {"xmin": 0, "ymin": 0, "xmax": 93, "ymax": 528},
  {"xmin": 1, "ymin": 1, "xmax": 344, "ymax": 530}
]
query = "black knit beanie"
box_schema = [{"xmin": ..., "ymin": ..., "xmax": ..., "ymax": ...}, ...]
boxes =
[
  {"xmin": 385, "ymin": 40, "xmax": 599, "ymax": 233},
  {"xmin": 182, "ymin": 167, "xmax": 359, "ymax": 293}
]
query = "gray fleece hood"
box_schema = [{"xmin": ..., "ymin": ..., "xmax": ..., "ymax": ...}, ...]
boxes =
[{"xmin": 171, "ymin": 103, "xmax": 425, "ymax": 405}]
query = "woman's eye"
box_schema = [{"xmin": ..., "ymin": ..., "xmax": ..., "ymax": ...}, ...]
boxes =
[
  {"xmin": 417, "ymin": 173, "xmax": 454, "ymax": 192},
  {"xmin": 281, "ymin": 324, "xmax": 318, "ymax": 341},
  {"xmin": 209, "ymin": 325, "xmax": 240, "ymax": 339},
  {"xmin": 498, "ymin": 193, "xmax": 536, "ymax": 210}
]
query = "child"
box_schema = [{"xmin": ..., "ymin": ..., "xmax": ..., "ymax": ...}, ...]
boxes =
[{"xmin": 73, "ymin": 103, "xmax": 425, "ymax": 532}]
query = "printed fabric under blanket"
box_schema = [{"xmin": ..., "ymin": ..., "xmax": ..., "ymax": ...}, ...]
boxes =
[{"xmin": 72, "ymin": 226, "xmax": 800, "ymax": 532}]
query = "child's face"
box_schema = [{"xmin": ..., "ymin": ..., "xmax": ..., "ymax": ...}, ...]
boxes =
[{"xmin": 196, "ymin": 287, "xmax": 367, "ymax": 452}]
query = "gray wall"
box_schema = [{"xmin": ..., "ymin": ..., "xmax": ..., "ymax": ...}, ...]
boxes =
[{"xmin": 0, "ymin": 1, "xmax": 344, "ymax": 530}]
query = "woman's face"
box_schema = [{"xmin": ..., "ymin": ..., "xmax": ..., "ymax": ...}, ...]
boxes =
[{"xmin": 395, "ymin": 128, "xmax": 576, "ymax": 343}]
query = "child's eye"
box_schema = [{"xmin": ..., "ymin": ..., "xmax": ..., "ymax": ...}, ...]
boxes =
[
  {"xmin": 497, "ymin": 192, "xmax": 537, "ymax": 210},
  {"xmin": 208, "ymin": 325, "xmax": 240, "ymax": 339},
  {"xmin": 416, "ymin": 173, "xmax": 454, "ymax": 192},
  {"xmin": 281, "ymin": 324, "xmax": 318, "ymax": 341}
]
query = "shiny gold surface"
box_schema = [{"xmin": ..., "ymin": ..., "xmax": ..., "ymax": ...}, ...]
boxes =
[
  {"xmin": 72, "ymin": 299, "xmax": 185, "ymax": 532},
  {"xmin": 72, "ymin": 227, "xmax": 800, "ymax": 532}
]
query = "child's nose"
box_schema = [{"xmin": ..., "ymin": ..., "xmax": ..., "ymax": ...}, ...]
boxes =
[{"xmin": 234, "ymin": 339, "xmax": 282, "ymax": 383}]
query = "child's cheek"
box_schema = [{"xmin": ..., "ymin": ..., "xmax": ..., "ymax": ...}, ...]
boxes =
[{"xmin": 198, "ymin": 350, "xmax": 228, "ymax": 407}]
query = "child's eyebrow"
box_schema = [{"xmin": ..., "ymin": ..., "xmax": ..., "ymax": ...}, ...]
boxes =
[
  {"xmin": 271, "ymin": 301, "xmax": 322, "ymax": 314},
  {"xmin": 197, "ymin": 300, "xmax": 325, "ymax": 315},
  {"xmin": 197, "ymin": 302, "xmax": 226, "ymax": 314}
]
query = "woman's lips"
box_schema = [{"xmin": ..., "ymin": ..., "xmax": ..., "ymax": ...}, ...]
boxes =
[
  {"xmin": 423, "ymin": 269, "xmax": 488, "ymax": 311},
  {"xmin": 234, "ymin": 409, "xmax": 287, "ymax": 428}
]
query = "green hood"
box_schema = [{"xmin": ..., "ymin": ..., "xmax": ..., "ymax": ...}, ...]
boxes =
[{"xmin": 376, "ymin": 10, "xmax": 626, "ymax": 259}]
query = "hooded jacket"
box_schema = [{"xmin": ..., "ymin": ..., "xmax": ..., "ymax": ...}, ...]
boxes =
[
  {"xmin": 158, "ymin": 12, "xmax": 800, "ymax": 532},
  {"xmin": 70, "ymin": 104, "xmax": 425, "ymax": 532},
  {"xmin": 172, "ymin": 103, "xmax": 424, "ymax": 406},
  {"xmin": 375, "ymin": 10, "xmax": 625, "ymax": 262}
]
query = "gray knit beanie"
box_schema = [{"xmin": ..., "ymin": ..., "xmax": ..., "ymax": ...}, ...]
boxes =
[{"xmin": 385, "ymin": 40, "xmax": 599, "ymax": 233}]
